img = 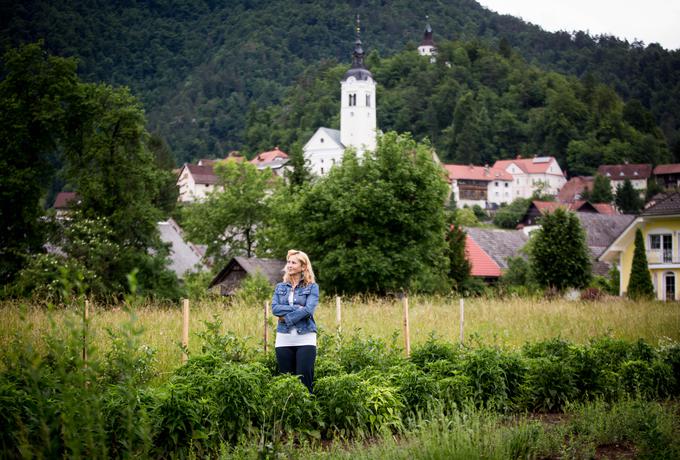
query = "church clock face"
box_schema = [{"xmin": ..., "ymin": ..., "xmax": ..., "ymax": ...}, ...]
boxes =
[{"xmin": 347, "ymin": 77, "xmax": 356, "ymax": 83}]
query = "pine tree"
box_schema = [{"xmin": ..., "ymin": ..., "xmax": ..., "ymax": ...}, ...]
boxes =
[
  {"xmin": 615, "ymin": 179, "xmax": 643, "ymax": 214},
  {"xmin": 529, "ymin": 208, "xmax": 591, "ymax": 290},
  {"xmin": 590, "ymin": 174, "xmax": 613, "ymax": 203},
  {"xmin": 627, "ymin": 228, "xmax": 655, "ymax": 300},
  {"xmin": 447, "ymin": 224, "xmax": 471, "ymax": 288}
]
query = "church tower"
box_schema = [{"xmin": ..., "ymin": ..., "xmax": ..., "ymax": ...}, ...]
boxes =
[
  {"xmin": 340, "ymin": 16, "xmax": 377, "ymax": 154},
  {"xmin": 418, "ymin": 16, "xmax": 436, "ymax": 60}
]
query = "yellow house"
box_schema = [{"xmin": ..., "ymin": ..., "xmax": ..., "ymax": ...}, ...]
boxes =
[{"xmin": 599, "ymin": 193, "xmax": 680, "ymax": 300}]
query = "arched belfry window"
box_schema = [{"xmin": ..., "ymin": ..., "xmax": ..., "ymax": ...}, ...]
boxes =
[
  {"xmin": 365, "ymin": 93, "xmax": 371, "ymax": 107},
  {"xmin": 349, "ymin": 94, "xmax": 356, "ymax": 106}
]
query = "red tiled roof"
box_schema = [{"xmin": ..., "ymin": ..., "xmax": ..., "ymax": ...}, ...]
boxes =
[
  {"xmin": 250, "ymin": 147, "xmax": 288, "ymax": 165},
  {"xmin": 465, "ymin": 235, "xmax": 502, "ymax": 277},
  {"xmin": 443, "ymin": 164, "xmax": 512, "ymax": 182},
  {"xmin": 53, "ymin": 192, "xmax": 78, "ymax": 209},
  {"xmin": 532, "ymin": 200, "xmax": 563, "ymax": 214},
  {"xmin": 557, "ymin": 176, "xmax": 594, "ymax": 203},
  {"xmin": 185, "ymin": 164, "xmax": 218, "ymax": 185},
  {"xmin": 493, "ymin": 156, "xmax": 563, "ymax": 175},
  {"xmin": 591, "ymin": 203, "xmax": 617, "ymax": 215},
  {"xmin": 653, "ymin": 164, "xmax": 680, "ymax": 175},
  {"xmin": 597, "ymin": 163, "xmax": 652, "ymax": 180}
]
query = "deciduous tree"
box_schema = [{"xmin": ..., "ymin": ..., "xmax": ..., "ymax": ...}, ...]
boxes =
[
  {"xmin": 183, "ymin": 160, "xmax": 281, "ymax": 265},
  {"xmin": 272, "ymin": 132, "xmax": 450, "ymax": 294}
]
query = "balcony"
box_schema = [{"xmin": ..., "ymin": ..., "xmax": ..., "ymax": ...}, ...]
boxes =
[{"xmin": 646, "ymin": 249, "xmax": 679, "ymax": 265}]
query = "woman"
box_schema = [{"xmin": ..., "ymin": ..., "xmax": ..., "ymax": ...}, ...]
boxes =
[{"xmin": 271, "ymin": 249, "xmax": 319, "ymax": 393}]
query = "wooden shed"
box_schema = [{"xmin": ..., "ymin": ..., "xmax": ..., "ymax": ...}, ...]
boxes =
[{"xmin": 208, "ymin": 257, "xmax": 285, "ymax": 295}]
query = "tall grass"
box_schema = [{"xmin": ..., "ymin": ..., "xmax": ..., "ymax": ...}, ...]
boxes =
[{"xmin": 1, "ymin": 295, "xmax": 679, "ymax": 378}]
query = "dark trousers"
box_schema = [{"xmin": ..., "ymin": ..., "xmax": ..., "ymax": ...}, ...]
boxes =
[{"xmin": 275, "ymin": 345, "xmax": 317, "ymax": 393}]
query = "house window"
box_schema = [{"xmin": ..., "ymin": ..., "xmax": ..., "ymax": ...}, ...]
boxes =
[
  {"xmin": 321, "ymin": 167, "xmax": 324, "ymax": 174},
  {"xmin": 320, "ymin": 138, "xmax": 324, "ymax": 143},
  {"xmin": 505, "ymin": 182, "xmax": 509, "ymax": 187},
  {"xmin": 665, "ymin": 272, "xmax": 675, "ymax": 301},
  {"xmin": 349, "ymin": 94, "xmax": 356, "ymax": 106},
  {"xmin": 495, "ymin": 181, "xmax": 499, "ymax": 186},
  {"xmin": 650, "ymin": 233, "xmax": 673, "ymax": 262}
]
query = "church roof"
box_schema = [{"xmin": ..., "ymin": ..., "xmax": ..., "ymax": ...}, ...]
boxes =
[
  {"xmin": 342, "ymin": 17, "xmax": 373, "ymax": 82},
  {"xmin": 420, "ymin": 19, "xmax": 435, "ymax": 46}
]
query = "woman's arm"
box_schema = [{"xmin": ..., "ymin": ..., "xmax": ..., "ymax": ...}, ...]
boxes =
[
  {"xmin": 271, "ymin": 286, "xmax": 296, "ymax": 316},
  {"xmin": 282, "ymin": 283, "xmax": 319, "ymax": 326}
]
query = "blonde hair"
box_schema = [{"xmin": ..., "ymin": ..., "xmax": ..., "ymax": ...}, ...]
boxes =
[{"xmin": 283, "ymin": 249, "xmax": 316, "ymax": 285}]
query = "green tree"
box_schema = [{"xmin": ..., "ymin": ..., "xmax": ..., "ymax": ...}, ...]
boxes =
[
  {"xmin": 284, "ymin": 141, "xmax": 312, "ymax": 189},
  {"xmin": 447, "ymin": 225, "xmax": 471, "ymax": 289},
  {"xmin": 183, "ymin": 160, "xmax": 281, "ymax": 265},
  {"xmin": 493, "ymin": 198, "xmax": 531, "ymax": 229},
  {"xmin": 615, "ymin": 179, "xmax": 643, "ymax": 214},
  {"xmin": 529, "ymin": 208, "xmax": 591, "ymax": 290},
  {"xmin": 590, "ymin": 174, "xmax": 613, "ymax": 203},
  {"xmin": 0, "ymin": 42, "xmax": 79, "ymax": 285},
  {"xmin": 627, "ymin": 228, "xmax": 654, "ymax": 300},
  {"xmin": 274, "ymin": 132, "xmax": 450, "ymax": 294}
]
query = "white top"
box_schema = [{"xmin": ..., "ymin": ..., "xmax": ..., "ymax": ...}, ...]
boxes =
[{"xmin": 275, "ymin": 289, "xmax": 317, "ymax": 347}]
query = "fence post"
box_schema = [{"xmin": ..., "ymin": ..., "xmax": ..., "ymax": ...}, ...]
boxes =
[
  {"xmin": 403, "ymin": 294, "xmax": 410, "ymax": 357},
  {"xmin": 264, "ymin": 301, "xmax": 269, "ymax": 353},
  {"xmin": 83, "ymin": 299, "xmax": 89, "ymax": 364},
  {"xmin": 182, "ymin": 299, "xmax": 190, "ymax": 363},
  {"xmin": 459, "ymin": 298, "xmax": 465, "ymax": 343},
  {"xmin": 335, "ymin": 296, "xmax": 342, "ymax": 331}
]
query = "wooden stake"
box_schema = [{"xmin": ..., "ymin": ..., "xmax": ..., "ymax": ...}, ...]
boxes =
[
  {"xmin": 182, "ymin": 299, "xmax": 190, "ymax": 363},
  {"xmin": 459, "ymin": 298, "xmax": 465, "ymax": 343},
  {"xmin": 264, "ymin": 301, "xmax": 269, "ymax": 353},
  {"xmin": 403, "ymin": 294, "xmax": 410, "ymax": 357},
  {"xmin": 335, "ymin": 296, "xmax": 342, "ymax": 330},
  {"xmin": 82, "ymin": 299, "xmax": 89, "ymax": 364}
]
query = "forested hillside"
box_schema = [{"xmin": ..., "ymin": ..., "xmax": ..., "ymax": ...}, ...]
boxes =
[{"xmin": 2, "ymin": 0, "xmax": 679, "ymax": 164}]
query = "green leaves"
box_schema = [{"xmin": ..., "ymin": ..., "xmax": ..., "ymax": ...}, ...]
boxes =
[{"xmin": 529, "ymin": 208, "xmax": 592, "ymax": 290}]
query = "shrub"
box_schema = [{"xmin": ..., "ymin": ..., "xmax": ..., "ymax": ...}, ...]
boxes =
[
  {"xmin": 461, "ymin": 346, "xmax": 526, "ymax": 410},
  {"xmin": 521, "ymin": 357, "xmax": 579, "ymax": 411},
  {"xmin": 385, "ymin": 363, "xmax": 439, "ymax": 416},
  {"xmin": 314, "ymin": 373, "xmax": 371, "ymax": 437},
  {"xmin": 265, "ymin": 374, "xmax": 319, "ymax": 434},
  {"xmin": 335, "ymin": 333, "xmax": 403, "ymax": 373},
  {"xmin": 410, "ymin": 335, "xmax": 460, "ymax": 369}
]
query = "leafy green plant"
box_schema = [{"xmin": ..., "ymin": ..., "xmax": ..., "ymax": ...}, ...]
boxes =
[{"xmin": 410, "ymin": 335, "xmax": 460, "ymax": 369}]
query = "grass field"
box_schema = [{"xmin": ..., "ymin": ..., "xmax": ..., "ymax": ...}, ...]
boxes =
[{"xmin": 2, "ymin": 295, "xmax": 679, "ymax": 379}]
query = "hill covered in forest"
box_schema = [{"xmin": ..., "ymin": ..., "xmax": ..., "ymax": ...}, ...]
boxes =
[{"xmin": 2, "ymin": 0, "xmax": 679, "ymax": 165}]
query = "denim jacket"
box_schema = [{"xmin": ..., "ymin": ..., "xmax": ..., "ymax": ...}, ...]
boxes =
[{"xmin": 271, "ymin": 281, "xmax": 319, "ymax": 334}]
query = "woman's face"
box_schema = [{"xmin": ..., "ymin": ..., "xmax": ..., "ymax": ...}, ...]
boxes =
[{"xmin": 287, "ymin": 256, "xmax": 303, "ymax": 276}]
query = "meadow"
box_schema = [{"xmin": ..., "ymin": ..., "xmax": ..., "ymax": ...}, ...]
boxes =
[
  {"xmin": 1, "ymin": 295, "xmax": 680, "ymax": 458},
  {"xmin": 2, "ymin": 295, "xmax": 679, "ymax": 378}
]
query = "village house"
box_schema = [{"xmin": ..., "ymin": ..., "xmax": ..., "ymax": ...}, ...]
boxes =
[
  {"xmin": 208, "ymin": 257, "xmax": 285, "ymax": 296},
  {"xmin": 249, "ymin": 147, "xmax": 290, "ymax": 177},
  {"xmin": 464, "ymin": 227, "xmax": 529, "ymax": 282},
  {"xmin": 493, "ymin": 156, "xmax": 566, "ymax": 199},
  {"xmin": 557, "ymin": 176, "xmax": 594, "ymax": 203},
  {"xmin": 176, "ymin": 149, "xmax": 287, "ymax": 203},
  {"xmin": 597, "ymin": 163, "xmax": 652, "ymax": 196},
  {"xmin": 599, "ymin": 192, "xmax": 680, "ymax": 300},
  {"xmin": 653, "ymin": 163, "xmax": 680, "ymax": 189},
  {"xmin": 443, "ymin": 164, "xmax": 513, "ymax": 208}
]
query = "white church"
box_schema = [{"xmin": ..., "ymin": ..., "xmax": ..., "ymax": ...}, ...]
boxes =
[
  {"xmin": 303, "ymin": 20, "xmax": 377, "ymax": 176},
  {"xmin": 303, "ymin": 18, "xmax": 436, "ymax": 177}
]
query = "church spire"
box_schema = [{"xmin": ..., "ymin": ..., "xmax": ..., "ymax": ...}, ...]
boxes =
[
  {"xmin": 418, "ymin": 15, "xmax": 437, "ymax": 58},
  {"xmin": 351, "ymin": 14, "xmax": 365, "ymax": 69},
  {"xmin": 342, "ymin": 14, "xmax": 373, "ymax": 82}
]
